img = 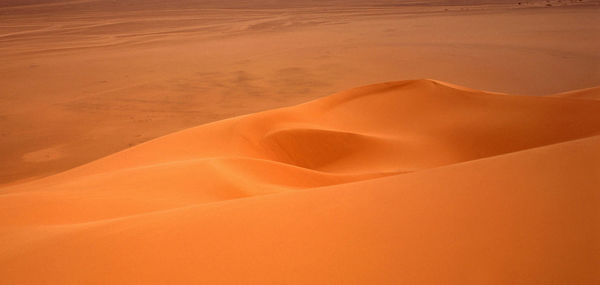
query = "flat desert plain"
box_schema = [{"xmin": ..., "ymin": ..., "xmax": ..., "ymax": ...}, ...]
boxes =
[{"xmin": 1, "ymin": 0, "xmax": 600, "ymax": 284}]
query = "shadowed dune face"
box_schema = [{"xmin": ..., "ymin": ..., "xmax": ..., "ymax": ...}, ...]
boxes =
[
  {"xmin": 1, "ymin": 79, "xmax": 599, "ymax": 284},
  {"xmin": 1, "ymin": 0, "xmax": 600, "ymax": 184},
  {"xmin": 260, "ymin": 127, "xmax": 414, "ymax": 172}
]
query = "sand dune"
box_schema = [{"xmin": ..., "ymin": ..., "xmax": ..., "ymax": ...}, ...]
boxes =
[
  {"xmin": 1, "ymin": 79, "xmax": 599, "ymax": 284},
  {"xmin": 2, "ymin": 2, "xmax": 600, "ymax": 185}
]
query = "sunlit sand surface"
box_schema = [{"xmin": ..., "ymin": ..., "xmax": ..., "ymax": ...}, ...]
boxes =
[
  {"xmin": 1, "ymin": 1, "xmax": 600, "ymax": 284},
  {"xmin": 2, "ymin": 79, "xmax": 600, "ymax": 284}
]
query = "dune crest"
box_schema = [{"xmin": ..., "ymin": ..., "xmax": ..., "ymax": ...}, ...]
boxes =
[
  {"xmin": 1, "ymin": 79, "xmax": 599, "ymax": 284},
  {"xmin": 549, "ymin": 86, "xmax": 600, "ymax": 100}
]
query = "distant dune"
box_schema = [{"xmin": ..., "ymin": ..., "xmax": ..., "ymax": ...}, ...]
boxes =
[{"xmin": 1, "ymin": 79, "xmax": 599, "ymax": 284}]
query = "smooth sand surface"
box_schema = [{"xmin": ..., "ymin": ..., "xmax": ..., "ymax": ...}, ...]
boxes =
[
  {"xmin": 1, "ymin": 79, "xmax": 600, "ymax": 284},
  {"xmin": 2, "ymin": 1, "xmax": 600, "ymax": 283},
  {"xmin": 1, "ymin": 0, "xmax": 600, "ymax": 184}
]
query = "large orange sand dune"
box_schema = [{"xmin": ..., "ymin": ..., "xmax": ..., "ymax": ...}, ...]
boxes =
[
  {"xmin": 1, "ymin": 79, "xmax": 599, "ymax": 284},
  {"xmin": 2, "ymin": 3, "xmax": 599, "ymax": 184}
]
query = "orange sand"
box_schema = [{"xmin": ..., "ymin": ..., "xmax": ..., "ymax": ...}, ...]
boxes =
[
  {"xmin": 2, "ymin": 1, "xmax": 600, "ymax": 184},
  {"xmin": 1, "ymin": 79, "xmax": 599, "ymax": 284}
]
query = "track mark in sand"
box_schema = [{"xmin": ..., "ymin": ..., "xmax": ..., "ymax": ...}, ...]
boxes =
[{"xmin": 21, "ymin": 146, "xmax": 64, "ymax": 163}]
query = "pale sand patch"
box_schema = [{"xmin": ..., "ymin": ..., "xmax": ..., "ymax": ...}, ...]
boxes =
[{"xmin": 21, "ymin": 146, "xmax": 64, "ymax": 163}]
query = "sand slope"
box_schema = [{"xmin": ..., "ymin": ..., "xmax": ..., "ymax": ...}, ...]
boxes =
[
  {"xmin": 1, "ymin": 79, "xmax": 599, "ymax": 284},
  {"xmin": 3, "ymin": 3, "xmax": 600, "ymax": 185}
]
